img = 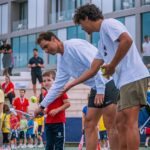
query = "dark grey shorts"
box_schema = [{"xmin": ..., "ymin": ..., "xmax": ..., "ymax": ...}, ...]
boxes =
[{"xmin": 88, "ymin": 80, "xmax": 119, "ymax": 108}]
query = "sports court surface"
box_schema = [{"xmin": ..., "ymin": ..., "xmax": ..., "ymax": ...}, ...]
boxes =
[{"xmin": 16, "ymin": 146, "xmax": 148, "ymax": 150}]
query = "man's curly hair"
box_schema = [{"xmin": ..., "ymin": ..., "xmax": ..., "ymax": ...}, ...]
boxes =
[{"xmin": 73, "ymin": 3, "xmax": 104, "ymax": 24}]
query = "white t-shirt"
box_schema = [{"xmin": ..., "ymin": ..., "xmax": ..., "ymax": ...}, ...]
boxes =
[
  {"xmin": 95, "ymin": 18, "xmax": 150, "ymax": 89},
  {"xmin": 142, "ymin": 41, "xmax": 150, "ymax": 56}
]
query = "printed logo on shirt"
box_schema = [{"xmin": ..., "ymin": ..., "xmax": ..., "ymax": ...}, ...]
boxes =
[{"xmin": 104, "ymin": 45, "xmax": 107, "ymax": 56}]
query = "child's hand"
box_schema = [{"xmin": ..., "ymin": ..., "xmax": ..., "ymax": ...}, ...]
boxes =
[{"xmin": 48, "ymin": 109, "xmax": 59, "ymax": 117}]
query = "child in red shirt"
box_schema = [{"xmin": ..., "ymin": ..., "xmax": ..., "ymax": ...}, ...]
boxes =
[{"xmin": 42, "ymin": 70, "xmax": 70, "ymax": 150}]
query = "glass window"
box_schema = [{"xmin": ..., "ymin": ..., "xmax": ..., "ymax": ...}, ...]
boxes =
[
  {"xmin": 28, "ymin": 0, "xmax": 36, "ymax": 28},
  {"xmin": 141, "ymin": 0, "xmax": 150, "ymax": 5},
  {"xmin": 116, "ymin": 17, "xmax": 125, "ymax": 24},
  {"xmin": 67, "ymin": 26, "xmax": 86, "ymax": 39},
  {"xmin": 36, "ymin": 33, "xmax": 43, "ymax": 58},
  {"xmin": 49, "ymin": 0, "xmax": 87, "ymax": 24},
  {"xmin": 114, "ymin": 0, "xmax": 135, "ymax": 11},
  {"xmin": 12, "ymin": 37, "xmax": 20, "ymax": 68},
  {"xmin": 67, "ymin": 26, "xmax": 77, "ymax": 39},
  {"xmin": 77, "ymin": 26, "xmax": 86, "ymax": 39},
  {"xmin": 142, "ymin": 12, "xmax": 150, "ymax": 43},
  {"xmin": 47, "ymin": 31, "xmax": 57, "ymax": 65},
  {"xmin": 0, "ymin": 6, "xmax": 1, "ymax": 34},
  {"xmin": 28, "ymin": 34, "xmax": 36, "ymax": 60},
  {"xmin": 92, "ymin": 32, "xmax": 100, "ymax": 48},
  {"xmin": 0, "ymin": 4, "xmax": 8, "ymax": 34},
  {"xmin": 20, "ymin": 36, "xmax": 28, "ymax": 67}
]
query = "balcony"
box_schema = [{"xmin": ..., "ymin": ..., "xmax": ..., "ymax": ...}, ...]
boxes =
[
  {"xmin": 141, "ymin": 0, "xmax": 150, "ymax": 5},
  {"xmin": 49, "ymin": 9, "xmax": 74, "ymax": 24},
  {"xmin": 114, "ymin": 0, "xmax": 135, "ymax": 11},
  {"xmin": 12, "ymin": 19, "xmax": 27, "ymax": 31}
]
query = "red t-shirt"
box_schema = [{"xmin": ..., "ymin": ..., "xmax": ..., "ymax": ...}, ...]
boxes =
[
  {"xmin": 46, "ymin": 93, "xmax": 68, "ymax": 124},
  {"xmin": 2, "ymin": 82, "xmax": 15, "ymax": 95},
  {"xmin": 10, "ymin": 115, "xmax": 19, "ymax": 129},
  {"xmin": 13, "ymin": 97, "xmax": 29, "ymax": 112}
]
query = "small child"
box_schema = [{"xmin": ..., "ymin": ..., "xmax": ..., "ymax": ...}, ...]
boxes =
[
  {"xmin": 37, "ymin": 87, "xmax": 47, "ymax": 104},
  {"xmin": 26, "ymin": 115, "xmax": 34, "ymax": 148},
  {"xmin": 1, "ymin": 104, "xmax": 11, "ymax": 149},
  {"xmin": 19, "ymin": 115, "xmax": 28, "ymax": 148},
  {"xmin": 10, "ymin": 111, "xmax": 20, "ymax": 149},
  {"xmin": 33, "ymin": 119, "xmax": 38, "ymax": 147},
  {"xmin": 34, "ymin": 115, "xmax": 44, "ymax": 148},
  {"xmin": 98, "ymin": 116, "xmax": 109, "ymax": 150}
]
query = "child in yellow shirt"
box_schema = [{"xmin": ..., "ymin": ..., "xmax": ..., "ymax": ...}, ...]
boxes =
[{"xmin": 1, "ymin": 104, "xmax": 11, "ymax": 149}]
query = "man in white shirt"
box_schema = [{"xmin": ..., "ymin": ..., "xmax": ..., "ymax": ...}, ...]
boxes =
[
  {"xmin": 35, "ymin": 32, "xmax": 119, "ymax": 150},
  {"xmin": 64, "ymin": 3, "xmax": 150, "ymax": 150},
  {"xmin": 142, "ymin": 35, "xmax": 150, "ymax": 67}
]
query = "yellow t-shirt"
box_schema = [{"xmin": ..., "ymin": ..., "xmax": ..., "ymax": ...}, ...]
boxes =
[
  {"xmin": 34, "ymin": 116, "xmax": 44, "ymax": 126},
  {"xmin": 1, "ymin": 113, "xmax": 10, "ymax": 133},
  {"xmin": 98, "ymin": 116, "xmax": 106, "ymax": 131},
  {"xmin": 0, "ymin": 89, "xmax": 4, "ymax": 103}
]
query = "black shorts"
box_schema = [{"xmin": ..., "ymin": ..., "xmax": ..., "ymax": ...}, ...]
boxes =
[
  {"xmin": 38, "ymin": 125, "xmax": 42, "ymax": 135},
  {"xmin": 10, "ymin": 130, "xmax": 18, "ymax": 140},
  {"xmin": 31, "ymin": 72, "xmax": 43, "ymax": 85},
  {"xmin": 3, "ymin": 133, "xmax": 9, "ymax": 143},
  {"xmin": 19, "ymin": 131, "xmax": 25, "ymax": 139},
  {"xmin": 88, "ymin": 80, "xmax": 119, "ymax": 108}
]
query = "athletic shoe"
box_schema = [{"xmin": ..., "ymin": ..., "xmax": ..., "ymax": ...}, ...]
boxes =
[{"xmin": 38, "ymin": 144, "xmax": 44, "ymax": 148}]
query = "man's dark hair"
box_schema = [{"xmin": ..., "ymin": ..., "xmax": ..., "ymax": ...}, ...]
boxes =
[
  {"xmin": 73, "ymin": 3, "xmax": 104, "ymax": 24},
  {"xmin": 33, "ymin": 48, "xmax": 38, "ymax": 52},
  {"xmin": 37, "ymin": 31, "xmax": 60, "ymax": 44}
]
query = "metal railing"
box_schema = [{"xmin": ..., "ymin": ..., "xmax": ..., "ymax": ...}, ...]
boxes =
[
  {"xmin": 12, "ymin": 19, "xmax": 28, "ymax": 31},
  {"xmin": 49, "ymin": 9, "xmax": 75, "ymax": 24}
]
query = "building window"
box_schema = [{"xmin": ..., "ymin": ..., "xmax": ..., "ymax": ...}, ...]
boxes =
[
  {"xmin": 67, "ymin": 26, "xmax": 86, "ymax": 39},
  {"xmin": 12, "ymin": 34, "xmax": 44, "ymax": 68},
  {"xmin": 48, "ymin": 30, "xmax": 57, "ymax": 65},
  {"xmin": 28, "ymin": 0, "xmax": 44, "ymax": 29},
  {"xmin": 0, "ymin": 3, "xmax": 8, "ymax": 35},
  {"xmin": 49, "ymin": 0, "xmax": 87, "ymax": 24},
  {"xmin": 114, "ymin": 0, "xmax": 135, "ymax": 11},
  {"xmin": 116, "ymin": 17, "xmax": 125, "ymax": 24},
  {"xmin": 142, "ymin": 12, "xmax": 150, "ymax": 43},
  {"xmin": 141, "ymin": 0, "xmax": 150, "ymax": 5},
  {"xmin": 91, "ymin": 32, "xmax": 100, "ymax": 48},
  {"xmin": 12, "ymin": 1, "xmax": 28, "ymax": 31}
]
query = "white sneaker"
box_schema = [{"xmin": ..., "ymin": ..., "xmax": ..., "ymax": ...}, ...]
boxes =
[
  {"xmin": 11, "ymin": 144, "xmax": 15, "ymax": 149},
  {"xmin": 38, "ymin": 144, "xmax": 44, "ymax": 148},
  {"xmin": 22, "ymin": 144, "xmax": 26, "ymax": 148}
]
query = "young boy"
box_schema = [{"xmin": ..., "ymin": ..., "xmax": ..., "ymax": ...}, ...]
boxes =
[
  {"xmin": 34, "ymin": 114, "xmax": 44, "ymax": 147},
  {"xmin": 98, "ymin": 116, "xmax": 109, "ymax": 150},
  {"xmin": 42, "ymin": 70, "xmax": 70, "ymax": 150},
  {"xmin": 10, "ymin": 111, "xmax": 20, "ymax": 149},
  {"xmin": 19, "ymin": 115, "xmax": 28, "ymax": 148},
  {"xmin": 0, "ymin": 83, "xmax": 4, "ymax": 148},
  {"xmin": 1, "ymin": 104, "xmax": 10, "ymax": 149},
  {"xmin": 26, "ymin": 115, "xmax": 34, "ymax": 148}
]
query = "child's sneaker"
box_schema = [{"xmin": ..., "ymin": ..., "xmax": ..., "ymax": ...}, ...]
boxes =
[{"xmin": 38, "ymin": 143, "xmax": 44, "ymax": 148}]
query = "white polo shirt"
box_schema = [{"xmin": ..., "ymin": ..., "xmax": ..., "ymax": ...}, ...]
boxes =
[
  {"xmin": 142, "ymin": 41, "xmax": 150, "ymax": 56},
  {"xmin": 95, "ymin": 18, "xmax": 150, "ymax": 89}
]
